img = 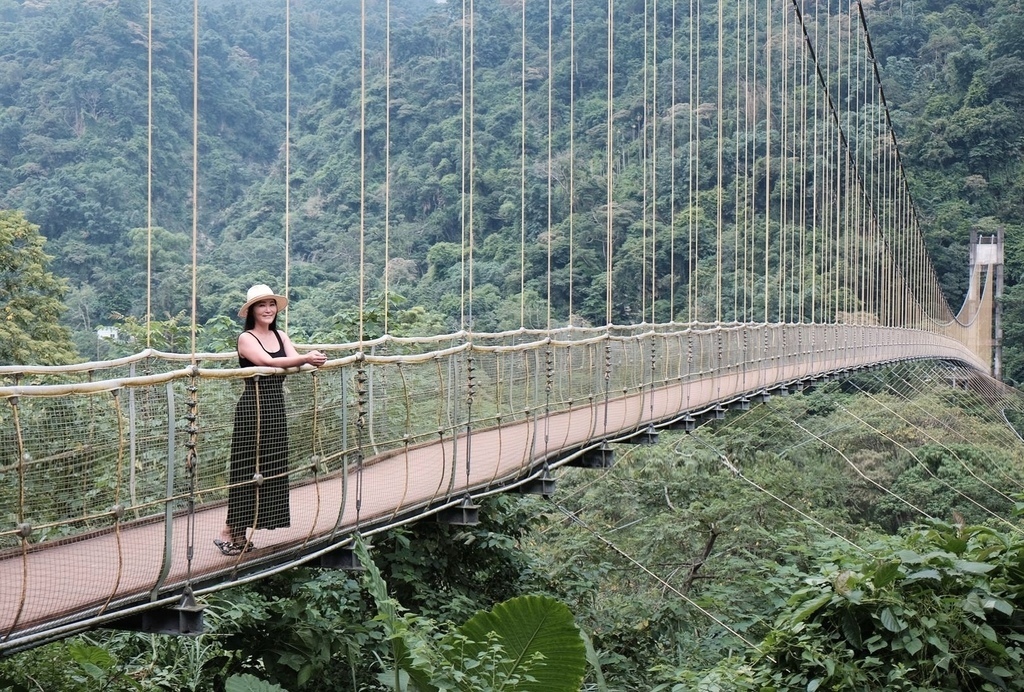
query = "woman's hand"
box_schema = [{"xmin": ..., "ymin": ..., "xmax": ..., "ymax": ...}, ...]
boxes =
[{"xmin": 305, "ymin": 350, "xmax": 328, "ymax": 367}]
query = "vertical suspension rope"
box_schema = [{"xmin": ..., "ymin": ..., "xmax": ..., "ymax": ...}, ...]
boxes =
[
  {"xmin": 889, "ymin": 142, "xmax": 897, "ymax": 328},
  {"xmin": 832, "ymin": 4, "xmax": 841, "ymax": 323},
  {"xmin": 872, "ymin": 38, "xmax": 882, "ymax": 323},
  {"xmin": 884, "ymin": 105, "xmax": 892, "ymax": 327},
  {"xmin": 458, "ymin": 0, "xmax": 468, "ymax": 330},
  {"xmin": 359, "ymin": 1, "xmax": 367, "ymax": 344},
  {"xmin": 792, "ymin": 15, "xmax": 802, "ymax": 324},
  {"xmin": 146, "ymin": 0, "xmax": 153, "ymax": 349},
  {"xmin": 731, "ymin": 0, "xmax": 741, "ymax": 322},
  {"xmin": 384, "ymin": 0, "xmax": 391, "ymax": 334},
  {"xmin": 861, "ymin": 19, "xmax": 871, "ymax": 322},
  {"xmin": 650, "ymin": 0, "xmax": 658, "ymax": 325},
  {"xmin": 184, "ymin": 0, "xmax": 200, "ymax": 608},
  {"xmin": 790, "ymin": 4, "xmax": 798, "ymax": 324},
  {"xmin": 763, "ymin": 0, "xmax": 772, "ymax": 324},
  {"xmin": 649, "ymin": 0, "xmax": 660, "ymax": 417},
  {"xmin": 670, "ymin": 0, "xmax": 678, "ymax": 321},
  {"xmin": 825, "ymin": 0, "xmax": 834, "ymax": 324},
  {"xmin": 744, "ymin": 0, "xmax": 754, "ymax": 322},
  {"xmin": 606, "ymin": 0, "xmax": 614, "ymax": 327},
  {"xmin": 569, "ymin": 0, "xmax": 577, "ymax": 323},
  {"xmin": 810, "ymin": 0, "xmax": 820, "ymax": 323},
  {"xmin": 866, "ymin": 21, "xmax": 874, "ymax": 321},
  {"xmin": 715, "ymin": 0, "xmax": 724, "ymax": 324},
  {"xmin": 868, "ymin": 14, "xmax": 876, "ymax": 321},
  {"xmin": 687, "ymin": 0, "xmax": 697, "ymax": 322},
  {"xmin": 778, "ymin": 0, "xmax": 787, "ymax": 323},
  {"xmin": 851, "ymin": 10, "xmax": 861, "ymax": 322},
  {"xmin": 861, "ymin": 10, "xmax": 871, "ymax": 322},
  {"xmin": 547, "ymin": 0, "xmax": 554, "ymax": 331},
  {"xmin": 284, "ymin": 0, "xmax": 291, "ymax": 331},
  {"xmin": 833, "ymin": 3, "xmax": 842, "ymax": 323},
  {"xmin": 854, "ymin": 17, "xmax": 863, "ymax": 325},
  {"xmin": 639, "ymin": 0, "xmax": 647, "ymax": 321},
  {"xmin": 843, "ymin": 1, "xmax": 851, "ymax": 321},
  {"xmin": 354, "ymin": 0, "xmax": 368, "ymax": 526},
  {"xmin": 190, "ymin": 0, "xmax": 199, "ymax": 357},
  {"xmin": 880, "ymin": 101, "xmax": 890, "ymax": 324},
  {"xmin": 468, "ymin": 0, "xmax": 476, "ymax": 333},
  {"xmin": 823, "ymin": 0, "xmax": 831, "ymax": 321},
  {"xmin": 798, "ymin": 4, "xmax": 808, "ymax": 324},
  {"xmin": 520, "ymin": 0, "xmax": 527, "ymax": 328}
]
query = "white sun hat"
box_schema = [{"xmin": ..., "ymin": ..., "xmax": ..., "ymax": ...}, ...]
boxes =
[{"xmin": 238, "ymin": 284, "xmax": 288, "ymax": 318}]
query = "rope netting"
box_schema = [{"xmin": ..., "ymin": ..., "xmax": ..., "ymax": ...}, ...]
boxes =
[{"xmin": 0, "ymin": 0, "xmax": 1006, "ymax": 653}]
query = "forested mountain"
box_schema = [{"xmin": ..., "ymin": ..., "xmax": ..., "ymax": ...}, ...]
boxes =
[
  {"xmin": 865, "ymin": 0, "xmax": 1024, "ymax": 379},
  {"xmin": 0, "ymin": 0, "xmax": 375, "ymax": 341},
  {"xmin": 0, "ymin": 0, "xmax": 1021, "ymax": 372}
]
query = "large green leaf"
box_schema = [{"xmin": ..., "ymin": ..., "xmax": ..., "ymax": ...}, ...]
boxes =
[
  {"xmin": 225, "ymin": 674, "xmax": 289, "ymax": 692},
  {"xmin": 451, "ymin": 594, "xmax": 587, "ymax": 692}
]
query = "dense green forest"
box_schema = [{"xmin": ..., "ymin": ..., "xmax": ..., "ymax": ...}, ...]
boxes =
[{"xmin": 0, "ymin": 0, "xmax": 1022, "ymax": 372}]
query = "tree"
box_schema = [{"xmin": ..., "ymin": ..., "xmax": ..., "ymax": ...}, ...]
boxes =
[{"xmin": 0, "ymin": 210, "xmax": 78, "ymax": 365}]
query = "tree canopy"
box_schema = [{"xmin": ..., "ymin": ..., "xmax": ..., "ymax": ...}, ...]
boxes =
[
  {"xmin": 0, "ymin": 210, "xmax": 77, "ymax": 365},
  {"xmin": 0, "ymin": 0, "xmax": 1019, "ymax": 370}
]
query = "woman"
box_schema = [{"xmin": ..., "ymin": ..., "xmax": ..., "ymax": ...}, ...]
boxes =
[{"xmin": 214, "ymin": 284, "xmax": 328, "ymax": 556}]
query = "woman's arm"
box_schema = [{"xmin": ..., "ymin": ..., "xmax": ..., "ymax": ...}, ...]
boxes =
[
  {"xmin": 277, "ymin": 330, "xmax": 328, "ymax": 366},
  {"xmin": 237, "ymin": 331, "xmax": 327, "ymax": 368}
]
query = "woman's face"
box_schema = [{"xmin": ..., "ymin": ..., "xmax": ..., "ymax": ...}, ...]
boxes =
[{"xmin": 251, "ymin": 299, "xmax": 278, "ymax": 325}]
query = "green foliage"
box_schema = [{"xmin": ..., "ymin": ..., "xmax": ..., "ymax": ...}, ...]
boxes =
[
  {"xmin": 309, "ymin": 291, "xmax": 451, "ymax": 343},
  {"xmin": 0, "ymin": 210, "xmax": 77, "ymax": 365},
  {"xmin": 878, "ymin": 443, "xmax": 1015, "ymax": 530},
  {"xmin": 106, "ymin": 311, "xmax": 195, "ymax": 355},
  {"xmin": 375, "ymin": 495, "xmax": 544, "ymax": 625},
  {"xmin": 355, "ymin": 536, "xmax": 589, "ymax": 692},
  {"xmin": 208, "ymin": 568, "xmax": 374, "ymax": 690},
  {"xmin": 0, "ymin": 638, "xmax": 145, "ymax": 692},
  {"xmin": 876, "ymin": 0, "xmax": 1024, "ymax": 320},
  {"xmin": 528, "ymin": 362, "xmax": 1024, "ymax": 689},
  {"xmin": 0, "ymin": 0, "xmax": 1019, "ymax": 355},
  {"xmin": 532, "ymin": 440, "xmax": 860, "ymax": 688},
  {"xmin": 683, "ymin": 521, "xmax": 1024, "ymax": 691},
  {"xmin": 63, "ymin": 494, "xmax": 548, "ymax": 691},
  {"xmin": 456, "ymin": 595, "xmax": 587, "ymax": 690},
  {"xmin": 226, "ymin": 674, "xmax": 289, "ymax": 692}
]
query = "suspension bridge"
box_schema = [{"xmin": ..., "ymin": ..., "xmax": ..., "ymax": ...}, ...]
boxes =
[{"xmin": 0, "ymin": 0, "xmax": 1014, "ymax": 656}]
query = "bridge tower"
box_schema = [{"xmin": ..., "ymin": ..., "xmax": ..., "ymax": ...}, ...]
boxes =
[{"xmin": 969, "ymin": 228, "xmax": 1004, "ymax": 378}]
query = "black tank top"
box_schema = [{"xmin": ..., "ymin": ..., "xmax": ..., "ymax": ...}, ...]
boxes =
[{"xmin": 238, "ymin": 329, "xmax": 285, "ymax": 367}]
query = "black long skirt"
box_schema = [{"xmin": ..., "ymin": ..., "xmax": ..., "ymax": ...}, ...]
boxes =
[{"xmin": 226, "ymin": 375, "xmax": 291, "ymax": 531}]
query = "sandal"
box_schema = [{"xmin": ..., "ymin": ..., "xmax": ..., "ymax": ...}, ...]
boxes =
[{"xmin": 214, "ymin": 538, "xmax": 250, "ymax": 556}]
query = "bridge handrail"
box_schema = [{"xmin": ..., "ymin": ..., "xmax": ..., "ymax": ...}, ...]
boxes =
[{"xmin": 0, "ymin": 323, "xmax": 990, "ymax": 398}]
